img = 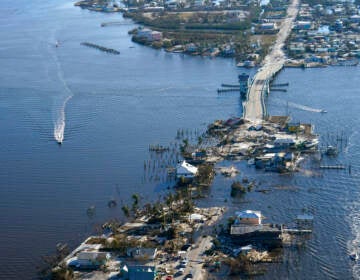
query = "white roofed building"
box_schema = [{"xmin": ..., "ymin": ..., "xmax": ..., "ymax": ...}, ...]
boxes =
[
  {"xmin": 235, "ymin": 210, "xmax": 262, "ymax": 225},
  {"xmin": 176, "ymin": 160, "xmax": 198, "ymax": 179}
]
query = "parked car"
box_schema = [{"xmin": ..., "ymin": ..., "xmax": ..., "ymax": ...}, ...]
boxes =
[{"xmin": 183, "ymin": 273, "xmax": 193, "ymax": 279}]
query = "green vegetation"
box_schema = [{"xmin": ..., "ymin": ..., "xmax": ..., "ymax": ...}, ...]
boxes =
[
  {"xmin": 126, "ymin": 3, "xmax": 268, "ymax": 61},
  {"xmin": 230, "ymin": 181, "xmax": 247, "ymax": 197},
  {"xmin": 194, "ymin": 164, "xmax": 215, "ymax": 187}
]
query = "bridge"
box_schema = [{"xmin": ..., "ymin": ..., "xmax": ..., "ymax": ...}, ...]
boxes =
[{"xmin": 243, "ymin": 0, "xmax": 299, "ymax": 121}]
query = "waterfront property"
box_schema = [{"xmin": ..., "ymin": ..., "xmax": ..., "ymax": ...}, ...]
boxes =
[
  {"xmin": 230, "ymin": 210, "xmax": 283, "ymax": 247},
  {"xmin": 126, "ymin": 247, "xmax": 158, "ymax": 261},
  {"xmin": 66, "ymin": 250, "xmax": 109, "ymax": 270},
  {"xmin": 205, "ymin": 115, "xmax": 318, "ymax": 173},
  {"xmin": 285, "ymin": 1, "xmax": 360, "ymax": 66},
  {"xmin": 122, "ymin": 265, "xmax": 157, "ymax": 280},
  {"xmin": 176, "ymin": 160, "xmax": 198, "ymax": 179},
  {"xmin": 234, "ymin": 210, "xmax": 263, "ymax": 225}
]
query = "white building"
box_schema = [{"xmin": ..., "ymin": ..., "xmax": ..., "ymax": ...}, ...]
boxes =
[
  {"xmin": 235, "ymin": 210, "xmax": 262, "ymax": 225},
  {"xmin": 176, "ymin": 160, "xmax": 198, "ymax": 179}
]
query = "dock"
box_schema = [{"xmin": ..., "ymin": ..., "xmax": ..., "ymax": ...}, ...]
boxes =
[
  {"xmin": 270, "ymin": 88, "xmax": 287, "ymax": 92},
  {"xmin": 80, "ymin": 42, "xmax": 120, "ymax": 55},
  {"xmin": 101, "ymin": 21, "xmax": 131, "ymax": 27},
  {"xmin": 217, "ymin": 88, "xmax": 240, "ymax": 93},
  {"xmin": 271, "ymin": 83, "xmax": 289, "ymax": 87},
  {"xmin": 320, "ymin": 164, "xmax": 346, "ymax": 169},
  {"xmin": 221, "ymin": 84, "xmax": 242, "ymax": 88},
  {"xmin": 282, "ymin": 228, "xmax": 312, "ymax": 234}
]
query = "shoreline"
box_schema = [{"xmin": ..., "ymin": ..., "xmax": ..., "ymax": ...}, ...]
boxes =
[
  {"xmin": 77, "ymin": 0, "xmax": 360, "ymax": 67},
  {"xmin": 45, "ymin": 0, "xmax": 356, "ymax": 279}
]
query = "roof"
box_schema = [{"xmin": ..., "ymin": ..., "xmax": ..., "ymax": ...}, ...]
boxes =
[
  {"xmin": 238, "ymin": 73, "xmax": 249, "ymax": 81},
  {"xmin": 267, "ymin": 116, "xmax": 290, "ymax": 127},
  {"xmin": 176, "ymin": 161, "xmax": 198, "ymax": 175},
  {"xmin": 236, "ymin": 210, "xmax": 262, "ymax": 219},
  {"xmin": 274, "ymin": 138, "xmax": 295, "ymax": 144},
  {"xmin": 240, "ymin": 245, "xmax": 253, "ymax": 251},
  {"xmin": 127, "ymin": 247, "xmax": 157, "ymax": 258},
  {"xmin": 128, "ymin": 265, "xmax": 156, "ymax": 271},
  {"xmin": 124, "ymin": 265, "xmax": 156, "ymax": 280},
  {"xmin": 77, "ymin": 251, "xmax": 109, "ymax": 261},
  {"xmin": 189, "ymin": 213, "xmax": 204, "ymax": 221}
]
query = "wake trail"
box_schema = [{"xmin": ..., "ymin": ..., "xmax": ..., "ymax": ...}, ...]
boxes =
[
  {"xmin": 288, "ymin": 101, "xmax": 323, "ymax": 113},
  {"xmin": 49, "ymin": 31, "xmax": 73, "ymax": 144},
  {"xmin": 272, "ymin": 98, "xmax": 324, "ymax": 113}
]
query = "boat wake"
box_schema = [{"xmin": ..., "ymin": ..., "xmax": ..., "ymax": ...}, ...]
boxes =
[
  {"xmin": 49, "ymin": 32, "xmax": 73, "ymax": 144},
  {"xmin": 53, "ymin": 95, "xmax": 72, "ymax": 144},
  {"xmin": 287, "ymin": 101, "xmax": 324, "ymax": 113},
  {"xmin": 348, "ymin": 203, "xmax": 360, "ymax": 279},
  {"xmin": 272, "ymin": 98, "xmax": 325, "ymax": 113}
]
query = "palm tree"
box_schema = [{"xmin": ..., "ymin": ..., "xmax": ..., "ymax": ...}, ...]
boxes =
[
  {"xmin": 121, "ymin": 205, "xmax": 130, "ymax": 218},
  {"xmin": 131, "ymin": 193, "xmax": 140, "ymax": 214}
]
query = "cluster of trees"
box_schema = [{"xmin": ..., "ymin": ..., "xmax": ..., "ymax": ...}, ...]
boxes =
[
  {"xmin": 120, "ymin": 190, "xmax": 195, "ymax": 225},
  {"xmin": 230, "ymin": 180, "xmax": 254, "ymax": 197}
]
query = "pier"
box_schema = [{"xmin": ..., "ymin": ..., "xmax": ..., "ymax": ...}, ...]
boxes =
[
  {"xmin": 271, "ymin": 83, "xmax": 289, "ymax": 87},
  {"xmin": 320, "ymin": 164, "xmax": 346, "ymax": 169},
  {"xmin": 217, "ymin": 88, "xmax": 240, "ymax": 93},
  {"xmin": 101, "ymin": 21, "xmax": 131, "ymax": 27},
  {"xmin": 80, "ymin": 42, "xmax": 120, "ymax": 55},
  {"xmin": 243, "ymin": 0, "xmax": 299, "ymax": 121},
  {"xmin": 270, "ymin": 88, "xmax": 287, "ymax": 92},
  {"xmin": 221, "ymin": 84, "xmax": 242, "ymax": 88}
]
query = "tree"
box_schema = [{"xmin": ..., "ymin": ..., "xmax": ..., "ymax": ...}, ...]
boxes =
[
  {"xmin": 131, "ymin": 193, "xmax": 140, "ymax": 213},
  {"xmin": 197, "ymin": 136, "xmax": 203, "ymax": 146},
  {"xmin": 121, "ymin": 205, "xmax": 130, "ymax": 218}
]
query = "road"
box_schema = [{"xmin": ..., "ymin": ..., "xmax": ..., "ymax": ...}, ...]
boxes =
[
  {"xmin": 187, "ymin": 235, "xmax": 212, "ymax": 280},
  {"xmin": 243, "ymin": 0, "xmax": 300, "ymax": 121}
]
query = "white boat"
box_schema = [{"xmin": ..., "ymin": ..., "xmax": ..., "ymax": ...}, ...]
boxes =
[{"xmin": 304, "ymin": 139, "xmax": 319, "ymax": 148}]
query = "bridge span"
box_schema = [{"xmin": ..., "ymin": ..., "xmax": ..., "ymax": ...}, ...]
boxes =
[{"xmin": 243, "ymin": 0, "xmax": 299, "ymax": 121}]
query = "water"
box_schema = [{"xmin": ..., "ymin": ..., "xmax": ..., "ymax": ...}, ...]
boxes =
[
  {"xmin": 0, "ymin": 0, "xmax": 359, "ymax": 279},
  {"xmin": 200, "ymin": 67, "xmax": 360, "ymax": 279},
  {"xmin": 0, "ymin": 1, "xmax": 248, "ymax": 278}
]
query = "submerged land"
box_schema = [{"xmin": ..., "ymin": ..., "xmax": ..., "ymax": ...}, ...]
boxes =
[{"xmin": 42, "ymin": 0, "xmax": 356, "ymax": 279}]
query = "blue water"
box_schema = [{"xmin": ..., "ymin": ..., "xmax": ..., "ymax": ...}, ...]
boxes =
[
  {"xmin": 201, "ymin": 67, "xmax": 360, "ymax": 279},
  {"xmin": 0, "ymin": 0, "xmax": 360, "ymax": 279},
  {"xmin": 0, "ymin": 0, "xmax": 251, "ymax": 278}
]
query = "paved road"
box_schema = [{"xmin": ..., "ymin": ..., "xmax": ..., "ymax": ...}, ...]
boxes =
[
  {"xmin": 186, "ymin": 235, "xmax": 212, "ymax": 280},
  {"xmin": 244, "ymin": 0, "xmax": 300, "ymax": 121}
]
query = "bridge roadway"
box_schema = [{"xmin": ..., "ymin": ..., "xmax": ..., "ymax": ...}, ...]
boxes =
[{"xmin": 243, "ymin": 0, "xmax": 300, "ymax": 121}]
